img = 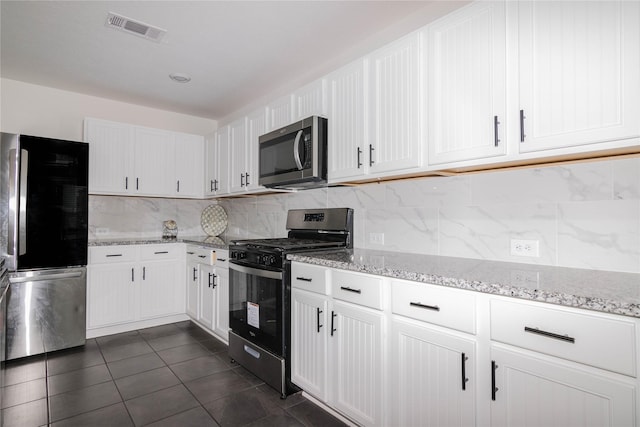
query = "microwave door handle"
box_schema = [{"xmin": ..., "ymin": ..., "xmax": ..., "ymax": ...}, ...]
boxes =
[
  {"xmin": 18, "ymin": 149, "xmax": 28, "ymax": 256},
  {"xmin": 293, "ymin": 130, "xmax": 304, "ymax": 170}
]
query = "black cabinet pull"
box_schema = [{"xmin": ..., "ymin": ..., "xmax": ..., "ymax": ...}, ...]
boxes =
[
  {"xmin": 214, "ymin": 180, "xmax": 218, "ymax": 191},
  {"xmin": 296, "ymin": 277, "xmax": 312, "ymax": 282},
  {"xmin": 218, "ymin": 258, "xmax": 226, "ymax": 262},
  {"xmin": 369, "ymin": 144, "xmax": 375, "ymax": 166},
  {"xmin": 154, "ymin": 251, "xmax": 169, "ymax": 255},
  {"xmin": 187, "ymin": 251, "xmax": 195, "ymax": 255},
  {"xmin": 461, "ymin": 353, "xmax": 469, "ymax": 390},
  {"xmin": 213, "ymin": 273, "xmax": 217, "ymax": 288},
  {"xmin": 494, "ymin": 116, "xmax": 500, "ymax": 147},
  {"xmin": 245, "ymin": 173, "xmax": 250, "ymax": 186},
  {"xmin": 210, "ymin": 180, "xmax": 214, "ymax": 192},
  {"xmin": 106, "ymin": 254, "xmax": 123, "ymax": 257},
  {"xmin": 340, "ymin": 286, "xmax": 361, "ymax": 294},
  {"xmin": 136, "ymin": 177, "xmax": 139, "ymax": 190},
  {"xmin": 491, "ymin": 361, "xmax": 498, "ymax": 401},
  {"xmin": 177, "ymin": 180, "xmax": 180, "ymax": 192},
  {"xmin": 524, "ymin": 326, "xmax": 575, "ymax": 343},
  {"xmin": 316, "ymin": 307, "xmax": 323, "ymax": 333},
  {"xmin": 330, "ymin": 311, "xmax": 337, "ymax": 336},
  {"xmin": 519, "ymin": 110, "xmax": 526, "ymax": 142},
  {"xmin": 208, "ymin": 272, "xmax": 213, "ymax": 288},
  {"xmin": 240, "ymin": 173, "xmax": 245, "ymax": 187},
  {"xmin": 410, "ymin": 302, "xmax": 440, "ymax": 311},
  {"xmin": 193, "ymin": 267, "xmax": 197, "ymax": 281},
  {"xmin": 357, "ymin": 147, "xmax": 362, "ymax": 168},
  {"xmin": 131, "ymin": 268, "xmax": 134, "ymax": 282},
  {"xmin": 142, "ymin": 266, "xmax": 146, "ymax": 280},
  {"xmin": 198, "ymin": 255, "xmax": 206, "ymax": 258},
  {"xmin": 125, "ymin": 177, "xmax": 128, "ymax": 190}
]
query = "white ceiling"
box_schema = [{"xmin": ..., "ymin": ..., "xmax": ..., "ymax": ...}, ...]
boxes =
[{"xmin": 1, "ymin": 1, "xmax": 465, "ymax": 121}]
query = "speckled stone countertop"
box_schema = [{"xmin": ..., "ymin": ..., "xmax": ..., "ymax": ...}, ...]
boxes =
[
  {"xmin": 88, "ymin": 235, "xmax": 237, "ymax": 250},
  {"xmin": 288, "ymin": 249, "xmax": 640, "ymax": 319}
]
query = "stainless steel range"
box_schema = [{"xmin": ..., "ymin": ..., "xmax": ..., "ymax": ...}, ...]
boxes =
[{"xmin": 228, "ymin": 208, "xmax": 353, "ymax": 398}]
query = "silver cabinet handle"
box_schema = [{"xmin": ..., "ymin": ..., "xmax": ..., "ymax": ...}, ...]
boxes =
[{"xmin": 293, "ymin": 130, "xmax": 303, "ymax": 170}]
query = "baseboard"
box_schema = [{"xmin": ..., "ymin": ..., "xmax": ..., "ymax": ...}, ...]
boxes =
[
  {"xmin": 86, "ymin": 314, "xmax": 190, "ymax": 338},
  {"xmin": 301, "ymin": 391, "xmax": 359, "ymax": 427}
]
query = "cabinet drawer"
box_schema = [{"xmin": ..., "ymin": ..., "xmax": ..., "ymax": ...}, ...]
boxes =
[
  {"xmin": 291, "ymin": 263, "xmax": 328, "ymax": 294},
  {"xmin": 391, "ymin": 279, "xmax": 476, "ymax": 334},
  {"xmin": 491, "ymin": 299, "xmax": 636, "ymax": 376},
  {"xmin": 186, "ymin": 246, "xmax": 215, "ymax": 265},
  {"xmin": 213, "ymin": 249, "xmax": 229, "ymax": 269},
  {"xmin": 331, "ymin": 270, "xmax": 383, "ymax": 310},
  {"xmin": 89, "ymin": 245, "xmax": 137, "ymax": 264},
  {"xmin": 139, "ymin": 244, "xmax": 180, "ymax": 261}
]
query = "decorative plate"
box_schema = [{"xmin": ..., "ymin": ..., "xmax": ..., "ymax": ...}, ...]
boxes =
[{"xmin": 201, "ymin": 205, "xmax": 228, "ymax": 236}]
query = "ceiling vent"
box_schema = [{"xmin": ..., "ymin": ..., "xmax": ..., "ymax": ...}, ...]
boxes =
[{"xmin": 105, "ymin": 12, "xmax": 167, "ymax": 42}]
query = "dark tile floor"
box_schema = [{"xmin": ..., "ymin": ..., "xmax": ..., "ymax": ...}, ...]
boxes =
[{"xmin": 1, "ymin": 321, "xmax": 348, "ymax": 427}]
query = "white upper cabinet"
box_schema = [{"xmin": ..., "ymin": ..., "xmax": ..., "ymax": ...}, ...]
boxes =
[
  {"xmin": 267, "ymin": 94, "xmax": 294, "ymax": 131},
  {"xmin": 368, "ymin": 31, "xmax": 424, "ymax": 175},
  {"xmin": 84, "ymin": 118, "xmax": 133, "ymax": 194},
  {"xmin": 228, "ymin": 117, "xmax": 249, "ymax": 194},
  {"xmin": 517, "ymin": 0, "xmax": 640, "ymax": 153},
  {"xmin": 327, "ymin": 59, "xmax": 368, "ymax": 183},
  {"xmin": 427, "ymin": 1, "xmax": 508, "ymax": 166},
  {"xmin": 294, "ymin": 79, "xmax": 328, "ymax": 120},
  {"xmin": 134, "ymin": 127, "xmax": 174, "ymax": 196},
  {"xmin": 204, "ymin": 126, "xmax": 230, "ymax": 197},
  {"xmin": 174, "ymin": 133, "xmax": 204, "ymax": 198}
]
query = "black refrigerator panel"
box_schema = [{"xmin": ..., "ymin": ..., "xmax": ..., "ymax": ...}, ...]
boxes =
[{"xmin": 2, "ymin": 134, "xmax": 89, "ymax": 271}]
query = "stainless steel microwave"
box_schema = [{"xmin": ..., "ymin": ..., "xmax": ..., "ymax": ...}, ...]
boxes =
[{"xmin": 258, "ymin": 116, "xmax": 327, "ymax": 189}]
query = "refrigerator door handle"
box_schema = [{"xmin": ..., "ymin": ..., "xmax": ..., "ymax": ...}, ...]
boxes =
[
  {"xmin": 9, "ymin": 270, "xmax": 84, "ymax": 283},
  {"xmin": 18, "ymin": 149, "xmax": 28, "ymax": 256},
  {"xmin": 7, "ymin": 149, "xmax": 18, "ymax": 256}
]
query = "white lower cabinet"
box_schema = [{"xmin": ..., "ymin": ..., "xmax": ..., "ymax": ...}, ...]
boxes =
[
  {"xmin": 87, "ymin": 244, "xmax": 185, "ymax": 334},
  {"xmin": 390, "ymin": 318, "xmax": 476, "ymax": 427},
  {"xmin": 185, "ymin": 246, "xmax": 229, "ymax": 342},
  {"xmin": 490, "ymin": 345, "xmax": 635, "ymax": 427},
  {"xmin": 290, "ymin": 261, "xmax": 640, "ymax": 427}
]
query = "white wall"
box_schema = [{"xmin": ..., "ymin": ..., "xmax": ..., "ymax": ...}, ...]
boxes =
[{"xmin": 0, "ymin": 78, "xmax": 216, "ymax": 141}]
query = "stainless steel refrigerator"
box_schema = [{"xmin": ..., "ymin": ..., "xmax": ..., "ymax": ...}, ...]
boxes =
[{"xmin": 1, "ymin": 132, "xmax": 88, "ymax": 360}]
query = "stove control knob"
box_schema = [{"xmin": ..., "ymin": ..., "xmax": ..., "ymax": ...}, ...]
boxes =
[{"xmin": 268, "ymin": 255, "xmax": 277, "ymax": 265}]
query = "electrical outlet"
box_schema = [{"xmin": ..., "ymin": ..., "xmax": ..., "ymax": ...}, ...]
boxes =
[
  {"xmin": 369, "ymin": 232, "xmax": 384, "ymax": 245},
  {"xmin": 95, "ymin": 227, "xmax": 109, "ymax": 236},
  {"xmin": 510, "ymin": 239, "xmax": 540, "ymax": 257}
]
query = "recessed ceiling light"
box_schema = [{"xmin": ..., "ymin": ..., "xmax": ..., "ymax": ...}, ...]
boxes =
[{"xmin": 169, "ymin": 73, "xmax": 191, "ymax": 83}]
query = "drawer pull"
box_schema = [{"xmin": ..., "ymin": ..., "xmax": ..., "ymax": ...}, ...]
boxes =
[
  {"xmin": 524, "ymin": 326, "xmax": 575, "ymax": 343},
  {"xmin": 187, "ymin": 251, "xmax": 195, "ymax": 255},
  {"xmin": 410, "ymin": 302, "xmax": 440, "ymax": 311},
  {"xmin": 154, "ymin": 251, "xmax": 169, "ymax": 255},
  {"xmin": 198, "ymin": 255, "xmax": 206, "ymax": 258},
  {"xmin": 106, "ymin": 254, "xmax": 123, "ymax": 257},
  {"xmin": 491, "ymin": 361, "xmax": 498, "ymax": 401},
  {"xmin": 461, "ymin": 353, "xmax": 469, "ymax": 391},
  {"xmin": 218, "ymin": 258, "xmax": 227, "ymax": 262},
  {"xmin": 296, "ymin": 277, "xmax": 312, "ymax": 282},
  {"xmin": 340, "ymin": 286, "xmax": 361, "ymax": 294}
]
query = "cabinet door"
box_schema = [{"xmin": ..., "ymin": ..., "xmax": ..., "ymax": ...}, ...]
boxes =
[
  {"xmin": 174, "ymin": 133, "xmax": 204, "ymax": 198},
  {"xmin": 368, "ymin": 32, "xmax": 423, "ymax": 175},
  {"xmin": 139, "ymin": 260, "xmax": 182, "ymax": 320},
  {"xmin": 427, "ymin": 1, "xmax": 507, "ymax": 165},
  {"xmin": 215, "ymin": 126, "xmax": 230, "ymax": 195},
  {"xmin": 390, "ymin": 318, "xmax": 476, "ymax": 427},
  {"xmin": 327, "ymin": 59, "xmax": 368, "ymax": 182},
  {"xmin": 491, "ymin": 345, "xmax": 635, "ymax": 427},
  {"xmin": 87, "ymin": 263, "xmax": 137, "ymax": 328},
  {"xmin": 330, "ymin": 301, "xmax": 384, "ymax": 426},
  {"xmin": 186, "ymin": 262, "xmax": 199, "ymax": 319},
  {"xmin": 229, "ymin": 118, "xmax": 249, "ymax": 194},
  {"xmin": 267, "ymin": 95, "xmax": 294, "ymax": 131},
  {"xmin": 199, "ymin": 264, "xmax": 216, "ymax": 330},
  {"xmin": 84, "ymin": 118, "xmax": 133, "ymax": 194},
  {"xmin": 204, "ymin": 133, "xmax": 217, "ymax": 196},
  {"xmin": 246, "ymin": 108, "xmax": 267, "ymax": 192},
  {"xmin": 294, "ymin": 79, "xmax": 327, "ymax": 120},
  {"xmin": 518, "ymin": 1, "xmax": 640, "ymax": 152},
  {"xmin": 291, "ymin": 289, "xmax": 328, "ymax": 401},
  {"xmin": 134, "ymin": 127, "xmax": 174, "ymax": 196},
  {"xmin": 214, "ymin": 267, "xmax": 229, "ymax": 341}
]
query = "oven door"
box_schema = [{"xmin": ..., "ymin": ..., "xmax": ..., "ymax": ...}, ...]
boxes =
[{"xmin": 229, "ymin": 262, "xmax": 284, "ymax": 356}]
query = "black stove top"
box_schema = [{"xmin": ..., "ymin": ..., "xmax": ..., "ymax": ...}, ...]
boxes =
[{"xmin": 231, "ymin": 237, "xmax": 345, "ymax": 252}]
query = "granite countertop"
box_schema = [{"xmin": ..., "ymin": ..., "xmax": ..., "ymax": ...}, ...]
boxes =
[
  {"xmin": 88, "ymin": 235, "xmax": 238, "ymax": 250},
  {"xmin": 288, "ymin": 249, "xmax": 640, "ymax": 319}
]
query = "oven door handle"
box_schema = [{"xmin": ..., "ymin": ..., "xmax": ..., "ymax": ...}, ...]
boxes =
[{"xmin": 229, "ymin": 262, "xmax": 283, "ymax": 280}]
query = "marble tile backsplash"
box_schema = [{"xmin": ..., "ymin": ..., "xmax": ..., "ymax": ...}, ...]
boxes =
[
  {"xmin": 87, "ymin": 157, "xmax": 640, "ymax": 273},
  {"xmin": 218, "ymin": 157, "xmax": 640, "ymax": 273}
]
